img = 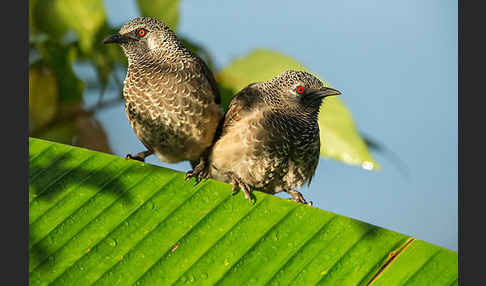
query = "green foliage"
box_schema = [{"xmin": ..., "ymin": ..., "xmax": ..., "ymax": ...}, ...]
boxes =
[
  {"xmin": 218, "ymin": 49, "xmax": 379, "ymax": 169},
  {"xmin": 29, "ymin": 67, "xmax": 58, "ymax": 132},
  {"xmin": 29, "ymin": 0, "xmax": 118, "ymax": 151},
  {"xmin": 137, "ymin": 0, "xmax": 180, "ymax": 31},
  {"xmin": 36, "ymin": 43, "xmax": 85, "ymax": 105},
  {"xmin": 29, "ymin": 137, "xmax": 457, "ymax": 286},
  {"xmin": 33, "ymin": 0, "xmax": 106, "ymax": 53},
  {"xmin": 90, "ymin": 24, "xmax": 128, "ymax": 86}
]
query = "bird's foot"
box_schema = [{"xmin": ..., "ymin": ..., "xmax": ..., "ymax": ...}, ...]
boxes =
[
  {"xmin": 286, "ymin": 189, "xmax": 313, "ymax": 206},
  {"xmin": 230, "ymin": 175, "xmax": 254, "ymax": 204},
  {"xmin": 126, "ymin": 150, "xmax": 153, "ymax": 162},
  {"xmin": 126, "ymin": 154, "xmax": 145, "ymax": 162},
  {"xmin": 185, "ymin": 160, "xmax": 209, "ymax": 183}
]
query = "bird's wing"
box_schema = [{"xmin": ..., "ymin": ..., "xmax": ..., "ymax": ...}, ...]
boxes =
[
  {"xmin": 126, "ymin": 61, "xmax": 223, "ymax": 140},
  {"xmin": 198, "ymin": 58, "xmax": 221, "ymax": 105},
  {"xmin": 214, "ymin": 84, "xmax": 262, "ymax": 140},
  {"xmin": 135, "ymin": 60, "xmax": 218, "ymax": 109},
  {"xmin": 186, "ymin": 49, "xmax": 221, "ymax": 105}
]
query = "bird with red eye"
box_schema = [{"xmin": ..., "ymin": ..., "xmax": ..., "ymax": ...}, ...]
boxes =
[
  {"xmin": 296, "ymin": 85, "xmax": 305, "ymax": 94},
  {"xmin": 137, "ymin": 28, "xmax": 147, "ymax": 38}
]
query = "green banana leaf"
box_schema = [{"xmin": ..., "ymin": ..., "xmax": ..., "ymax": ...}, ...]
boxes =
[{"xmin": 29, "ymin": 137, "xmax": 457, "ymax": 286}]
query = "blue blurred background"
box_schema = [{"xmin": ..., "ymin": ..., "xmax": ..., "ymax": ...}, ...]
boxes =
[{"xmin": 84, "ymin": 0, "xmax": 457, "ymax": 250}]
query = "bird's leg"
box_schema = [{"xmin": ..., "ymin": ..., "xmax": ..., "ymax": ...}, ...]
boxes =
[
  {"xmin": 185, "ymin": 148, "xmax": 211, "ymax": 183},
  {"xmin": 229, "ymin": 173, "xmax": 254, "ymax": 204},
  {"xmin": 286, "ymin": 189, "xmax": 313, "ymax": 206},
  {"xmin": 126, "ymin": 150, "xmax": 153, "ymax": 162},
  {"xmin": 185, "ymin": 157, "xmax": 209, "ymax": 183}
]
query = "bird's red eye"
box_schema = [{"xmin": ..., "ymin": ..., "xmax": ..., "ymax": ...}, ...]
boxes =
[
  {"xmin": 296, "ymin": 86, "xmax": 305, "ymax": 94},
  {"xmin": 137, "ymin": 28, "xmax": 146, "ymax": 37}
]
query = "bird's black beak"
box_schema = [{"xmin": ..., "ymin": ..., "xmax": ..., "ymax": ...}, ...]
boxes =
[
  {"xmin": 311, "ymin": 87, "xmax": 341, "ymax": 99},
  {"xmin": 103, "ymin": 33, "xmax": 130, "ymax": 44},
  {"xmin": 304, "ymin": 87, "xmax": 341, "ymax": 104}
]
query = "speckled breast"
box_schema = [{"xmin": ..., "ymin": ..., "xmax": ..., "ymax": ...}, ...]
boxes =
[{"xmin": 123, "ymin": 62, "xmax": 222, "ymax": 163}]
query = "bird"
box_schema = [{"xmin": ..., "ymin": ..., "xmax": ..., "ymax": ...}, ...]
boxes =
[
  {"xmin": 192, "ymin": 70, "xmax": 341, "ymax": 205},
  {"xmin": 103, "ymin": 17, "xmax": 223, "ymax": 171}
]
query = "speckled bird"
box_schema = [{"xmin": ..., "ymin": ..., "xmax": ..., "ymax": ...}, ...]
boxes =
[
  {"xmin": 103, "ymin": 17, "xmax": 222, "ymax": 168},
  {"xmin": 195, "ymin": 70, "xmax": 341, "ymax": 205}
]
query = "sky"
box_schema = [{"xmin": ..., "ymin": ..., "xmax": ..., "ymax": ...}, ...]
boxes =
[{"xmin": 88, "ymin": 0, "xmax": 458, "ymax": 251}]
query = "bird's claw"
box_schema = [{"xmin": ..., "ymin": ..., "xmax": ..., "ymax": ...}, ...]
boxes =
[
  {"xmin": 184, "ymin": 170, "xmax": 207, "ymax": 183},
  {"xmin": 184, "ymin": 171, "xmax": 197, "ymax": 182},
  {"xmin": 185, "ymin": 160, "xmax": 209, "ymax": 184},
  {"xmin": 126, "ymin": 150, "xmax": 153, "ymax": 162},
  {"xmin": 126, "ymin": 153, "xmax": 145, "ymax": 162},
  {"xmin": 231, "ymin": 185, "xmax": 239, "ymax": 196},
  {"xmin": 291, "ymin": 198, "xmax": 313, "ymax": 206},
  {"xmin": 287, "ymin": 190, "xmax": 313, "ymax": 206},
  {"xmin": 231, "ymin": 176, "xmax": 254, "ymax": 204}
]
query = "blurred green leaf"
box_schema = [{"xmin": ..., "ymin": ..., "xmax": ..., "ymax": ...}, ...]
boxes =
[
  {"xmin": 137, "ymin": 0, "xmax": 180, "ymax": 31},
  {"xmin": 89, "ymin": 24, "xmax": 127, "ymax": 89},
  {"xmin": 318, "ymin": 96, "xmax": 379, "ymax": 169},
  {"xmin": 33, "ymin": 0, "xmax": 68, "ymax": 38},
  {"xmin": 218, "ymin": 49, "xmax": 307, "ymax": 94},
  {"xmin": 29, "ymin": 0, "xmax": 115, "ymax": 154},
  {"xmin": 37, "ymin": 43, "xmax": 85, "ymax": 105},
  {"xmin": 35, "ymin": 119, "xmax": 76, "ymax": 146},
  {"xmin": 218, "ymin": 49, "xmax": 379, "ymax": 170},
  {"xmin": 33, "ymin": 0, "xmax": 106, "ymax": 53},
  {"xmin": 217, "ymin": 81, "xmax": 238, "ymax": 113},
  {"xmin": 32, "ymin": 103, "xmax": 113, "ymax": 154},
  {"xmin": 29, "ymin": 67, "xmax": 59, "ymax": 132},
  {"xmin": 29, "ymin": 0, "xmax": 38, "ymax": 32}
]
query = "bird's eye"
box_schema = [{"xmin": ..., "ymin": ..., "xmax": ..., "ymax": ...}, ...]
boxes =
[
  {"xmin": 296, "ymin": 86, "xmax": 305, "ymax": 94},
  {"xmin": 137, "ymin": 28, "xmax": 147, "ymax": 38}
]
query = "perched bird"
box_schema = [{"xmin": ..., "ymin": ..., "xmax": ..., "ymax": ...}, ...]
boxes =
[
  {"xmin": 196, "ymin": 70, "xmax": 340, "ymax": 205},
  {"xmin": 103, "ymin": 17, "xmax": 222, "ymax": 169}
]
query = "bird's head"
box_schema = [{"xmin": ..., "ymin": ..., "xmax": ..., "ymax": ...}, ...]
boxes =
[
  {"xmin": 264, "ymin": 70, "xmax": 341, "ymax": 114},
  {"xmin": 103, "ymin": 17, "xmax": 182, "ymax": 64}
]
